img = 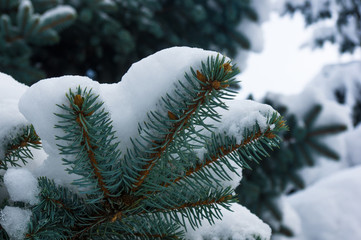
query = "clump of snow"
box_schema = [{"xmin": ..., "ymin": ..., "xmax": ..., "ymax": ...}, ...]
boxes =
[
  {"xmin": 101, "ymin": 47, "xmax": 225, "ymax": 154},
  {"xmin": 284, "ymin": 166, "xmax": 361, "ymax": 240},
  {"xmin": 214, "ymin": 99, "xmax": 277, "ymax": 143},
  {"xmin": 0, "ymin": 206, "xmax": 32, "ymax": 240},
  {"xmin": 0, "ymin": 73, "xmax": 28, "ymax": 159},
  {"xmin": 4, "ymin": 168, "xmax": 39, "ymax": 205},
  {"xmin": 185, "ymin": 203, "xmax": 271, "ymax": 240}
]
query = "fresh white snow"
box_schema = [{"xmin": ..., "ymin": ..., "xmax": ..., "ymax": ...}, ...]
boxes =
[
  {"xmin": 277, "ymin": 166, "xmax": 361, "ymax": 240},
  {"xmin": 0, "ymin": 73, "xmax": 28, "ymax": 159},
  {"xmin": 4, "ymin": 168, "xmax": 39, "ymax": 205},
  {"xmin": 185, "ymin": 203, "xmax": 272, "ymax": 240},
  {"xmin": 0, "ymin": 206, "xmax": 32, "ymax": 240}
]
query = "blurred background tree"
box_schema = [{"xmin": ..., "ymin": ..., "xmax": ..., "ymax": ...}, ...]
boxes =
[
  {"xmin": 0, "ymin": 0, "xmax": 261, "ymax": 85},
  {"xmin": 280, "ymin": 0, "xmax": 361, "ymax": 53}
]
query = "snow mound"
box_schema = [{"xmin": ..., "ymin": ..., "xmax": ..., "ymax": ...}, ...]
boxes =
[
  {"xmin": 214, "ymin": 99, "xmax": 276, "ymax": 143},
  {"xmin": 0, "ymin": 206, "xmax": 32, "ymax": 240},
  {"xmin": 285, "ymin": 166, "xmax": 361, "ymax": 240},
  {"xmin": 185, "ymin": 203, "xmax": 271, "ymax": 240},
  {"xmin": 4, "ymin": 168, "xmax": 39, "ymax": 205},
  {"xmin": 0, "ymin": 73, "xmax": 28, "ymax": 159}
]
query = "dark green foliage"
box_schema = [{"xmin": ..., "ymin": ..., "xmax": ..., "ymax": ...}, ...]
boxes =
[
  {"xmin": 333, "ymin": 82, "xmax": 361, "ymax": 127},
  {"xmin": 235, "ymin": 99, "xmax": 347, "ymax": 236},
  {"xmin": 1, "ymin": 56, "xmax": 285, "ymax": 239},
  {"xmin": 0, "ymin": 0, "xmax": 76, "ymax": 84},
  {"xmin": 334, "ymin": 85, "xmax": 346, "ymax": 104},
  {"xmin": 1, "ymin": 0, "xmax": 259, "ymax": 85},
  {"xmin": 352, "ymin": 83, "xmax": 361, "ymax": 126},
  {"xmin": 281, "ymin": 0, "xmax": 361, "ymax": 53}
]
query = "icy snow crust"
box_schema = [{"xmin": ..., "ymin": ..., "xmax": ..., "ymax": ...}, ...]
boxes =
[{"xmin": 0, "ymin": 47, "xmax": 277, "ymax": 239}]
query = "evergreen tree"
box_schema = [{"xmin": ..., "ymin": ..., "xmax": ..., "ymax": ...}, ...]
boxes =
[
  {"xmin": 235, "ymin": 95, "xmax": 347, "ymax": 237},
  {"xmin": 280, "ymin": 0, "xmax": 361, "ymax": 53},
  {"xmin": 0, "ymin": 0, "xmax": 261, "ymax": 85},
  {"xmin": 0, "ymin": 49, "xmax": 285, "ymax": 239},
  {"xmin": 280, "ymin": 1, "xmax": 361, "ymax": 124}
]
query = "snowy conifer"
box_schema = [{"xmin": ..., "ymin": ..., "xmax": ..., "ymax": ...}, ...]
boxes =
[
  {"xmin": 279, "ymin": 0, "xmax": 361, "ymax": 53},
  {"xmin": 0, "ymin": 47, "xmax": 285, "ymax": 239}
]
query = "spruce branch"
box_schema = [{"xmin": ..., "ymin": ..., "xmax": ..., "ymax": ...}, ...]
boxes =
[
  {"xmin": 166, "ymin": 115, "xmax": 285, "ymax": 188},
  {"xmin": 1, "ymin": 125, "xmax": 41, "ymax": 171},
  {"xmin": 129, "ymin": 56, "xmax": 240, "ymax": 193},
  {"xmin": 11, "ymin": 55, "xmax": 285, "ymax": 239},
  {"xmin": 55, "ymin": 87, "xmax": 122, "ymax": 203}
]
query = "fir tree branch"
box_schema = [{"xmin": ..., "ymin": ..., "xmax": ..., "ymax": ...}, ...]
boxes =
[
  {"xmin": 55, "ymin": 87, "xmax": 123, "ymax": 203},
  {"xmin": 1, "ymin": 125, "xmax": 41, "ymax": 169},
  {"xmin": 147, "ymin": 194, "xmax": 233, "ymax": 213},
  {"xmin": 71, "ymin": 94, "xmax": 111, "ymax": 198},
  {"xmin": 166, "ymin": 122, "xmax": 283, "ymax": 188},
  {"xmin": 131, "ymin": 61, "xmax": 237, "ymax": 192},
  {"xmin": 38, "ymin": 14, "xmax": 74, "ymax": 33},
  {"xmin": 307, "ymin": 124, "xmax": 347, "ymax": 137}
]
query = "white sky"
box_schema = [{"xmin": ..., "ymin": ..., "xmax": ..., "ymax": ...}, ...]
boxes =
[{"xmin": 238, "ymin": 12, "xmax": 361, "ymax": 99}]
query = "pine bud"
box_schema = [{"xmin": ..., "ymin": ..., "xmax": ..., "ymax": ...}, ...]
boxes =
[
  {"xmin": 222, "ymin": 63, "xmax": 232, "ymax": 73},
  {"xmin": 74, "ymin": 94, "xmax": 84, "ymax": 108},
  {"xmin": 168, "ymin": 111, "xmax": 178, "ymax": 120},
  {"xmin": 211, "ymin": 81, "xmax": 221, "ymax": 90},
  {"xmin": 196, "ymin": 70, "xmax": 207, "ymax": 83}
]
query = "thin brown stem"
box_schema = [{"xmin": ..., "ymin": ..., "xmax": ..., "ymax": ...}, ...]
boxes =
[
  {"xmin": 73, "ymin": 95, "xmax": 110, "ymax": 199},
  {"xmin": 165, "ymin": 128, "xmax": 277, "ymax": 188}
]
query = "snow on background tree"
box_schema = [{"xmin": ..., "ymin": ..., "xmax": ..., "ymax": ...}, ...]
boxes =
[
  {"xmin": 235, "ymin": 90, "xmax": 349, "ymax": 236},
  {"xmin": 277, "ymin": 0, "xmax": 361, "ymax": 53},
  {"xmin": 0, "ymin": 0, "xmax": 269, "ymax": 85},
  {"xmin": 266, "ymin": 61, "xmax": 361, "ymax": 240},
  {"xmin": 238, "ymin": 1, "xmax": 361, "ymax": 239}
]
